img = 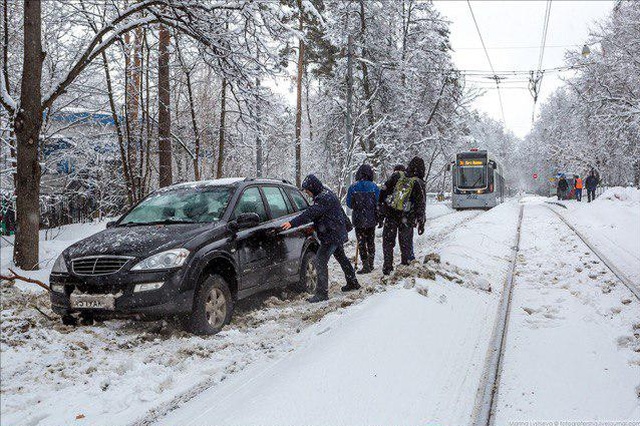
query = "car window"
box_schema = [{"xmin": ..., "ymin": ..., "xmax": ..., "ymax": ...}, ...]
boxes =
[
  {"xmin": 262, "ymin": 186, "xmax": 290, "ymax": 219},
  {"xmin": 232, "ymin": 187, "xmax": 268, "ymax": 222},
  {"xmin": 287, "ymin": 188, "xmax": 309, "ymax": 211},
  {"xmin": 120, "ymin": 187, "xmax": 232, "ymax": 225},
  {"xmin": 278, "ymin": 187, "xmax": 294, "ymax": 213}
]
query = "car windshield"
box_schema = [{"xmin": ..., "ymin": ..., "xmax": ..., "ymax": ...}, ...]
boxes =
[
  {"xmin": 119, "ymin": 187, "xmax": 232, "ymax": 225},
  {"xmin": 456, "ymin": 166, "xmax": 486, "ymax": 189}
]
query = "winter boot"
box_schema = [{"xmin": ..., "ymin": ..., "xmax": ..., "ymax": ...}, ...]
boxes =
[
  {"xmin": 307, "ymin": 293, "xmax": 329, "ymax": 303},
  {"xmin": 357, "ymin": 263, "xmax": 372, "ymax": 274},
  {"xmin": 341, "ymin": 280, "xmax": 361, "ymax": 292},
  {"xmin": 382, "ymin": 267, "xmax": 393, "ymax": 276}
]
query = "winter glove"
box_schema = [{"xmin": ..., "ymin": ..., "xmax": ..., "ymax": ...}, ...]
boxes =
[
  {"xmin": 377, "ymin": 218, "xmax": 385, "ymax": 229},
  {"xmin": 417, "ymin": 221, "xmax": 425, "ymax": 236}
]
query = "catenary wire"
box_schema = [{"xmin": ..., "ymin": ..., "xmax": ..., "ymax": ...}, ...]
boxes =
[{"xmin": 466, "ymin": 0, "xmax": 507, "ymax": 126}]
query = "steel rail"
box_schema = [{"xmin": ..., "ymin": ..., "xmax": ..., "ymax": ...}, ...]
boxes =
[
  {"xmin": 471, "ymin": 204, "xmax": 524, "ymax": 426},
  {"xmin": 547, "ymin": 206, "xmax": 640, "ymax": 301}
]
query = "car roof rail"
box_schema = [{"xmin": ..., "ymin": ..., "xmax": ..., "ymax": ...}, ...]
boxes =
[{"xmin": 244, "ymin": 177, "xmax": 293, "ymax": 185}]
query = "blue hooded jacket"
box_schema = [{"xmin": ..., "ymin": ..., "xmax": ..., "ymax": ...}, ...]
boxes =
[
  {"xmin": 290, "ymin": 174, "xmax": 348, "ymax": 245},
  {"xmin": 346, "ymin": 164, "xmax": 380, "ymax": 229}
]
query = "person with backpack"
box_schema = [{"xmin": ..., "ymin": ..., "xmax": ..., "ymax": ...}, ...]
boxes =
[
  {"xmin": 346, "ymin": 164, "xmax": 380, "ymax": 274},
  {"xmin": 557, "ymin": 175, "xmax": 569, "ymax": 200},
  {"xmin": 574, "ymin": 175, "xmax": 583, "ymax": 202},
  {"xmin": 282, "ymin": 174, "xmax": 360, "ymax": 303},
  {"xmin": 378, "ymin": 157, "xmax": 426, "ymax": 275},
  {"xmin": 585, "ymin": 170, "xmax": 599, "ymax": 203}
]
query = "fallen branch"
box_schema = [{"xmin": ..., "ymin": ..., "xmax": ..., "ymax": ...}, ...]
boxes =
[{"xmin": 0, "ymin": 268, "xmax": 50, "ymax": 292}]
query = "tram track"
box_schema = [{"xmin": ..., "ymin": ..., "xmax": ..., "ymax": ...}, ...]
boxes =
[
  {"xmin": 470, "ymin": 204, "xmax": 524, "ymax": 426},
  {"xmin": 471, "ymin": 202, "xmax": 639, "ymax": 426},
  {"xmin": 547, "ymin": 206, "xmax": 640, "ymax": 302}
]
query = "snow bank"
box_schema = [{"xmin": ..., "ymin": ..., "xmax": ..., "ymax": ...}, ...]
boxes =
[{"xmin": 596, "ymin": 186, "xmax": 640, "ymax": 203}]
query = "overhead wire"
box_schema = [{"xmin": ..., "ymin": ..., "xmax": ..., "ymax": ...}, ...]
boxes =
[
  {"xmin": 466, "ymin": 0, "xmax": 507, "ymax": 126},
  {"xmin": 530, "ymin": 0, "xmax": 553, "ymax": 123}
]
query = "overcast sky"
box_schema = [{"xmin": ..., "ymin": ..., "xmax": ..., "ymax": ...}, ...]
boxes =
[{"xmin": 433, "ymin": 0, "xmax": 615, "ymax": 138}]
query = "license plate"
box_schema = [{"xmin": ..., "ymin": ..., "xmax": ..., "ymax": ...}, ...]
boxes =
[{"xmin": 70, "ymin": 294, "xmax": 116, "ymax": 310}]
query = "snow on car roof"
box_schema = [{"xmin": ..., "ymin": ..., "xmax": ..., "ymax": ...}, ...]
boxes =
[{"xmin": 167, "ymin": 177, "xmax": 246, "ymax": 190}]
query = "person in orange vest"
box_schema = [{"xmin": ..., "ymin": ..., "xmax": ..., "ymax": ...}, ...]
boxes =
[{"xmin": 574, "ymin": 175, "xmax": 584, "ymax": 202}]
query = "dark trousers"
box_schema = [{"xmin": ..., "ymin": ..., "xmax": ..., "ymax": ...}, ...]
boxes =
[
  {"xmin": 575, "ymin": 188, "xmax": 582, "ymax": 201},
  {"xmin": 587, "ymin": 188, "xmax": 596, "ymax": 202},
  {"xmin": 382, "ymin": 217, "xmax": 414, "ymax": 272},
  {"xmin": 315, "ymin": 243, "xmax": 356, "ymax": 296},
  {"xmin": 355, "ymin": 227, "xmax": 375, "ymax": 269}
]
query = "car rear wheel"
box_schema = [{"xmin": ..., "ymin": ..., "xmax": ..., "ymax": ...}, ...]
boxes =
[
  {"xmin": 291, "ymin": 250, "xmax": 318, "ymax": 294},
  {"xmin": 184, "ymin": 274, "xmax": 233, "ymax": 335}
]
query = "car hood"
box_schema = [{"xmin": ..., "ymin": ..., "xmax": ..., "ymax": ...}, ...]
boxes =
[{"xmin": 64, "ymin": 222, "xmax": 225, "ymax": 260}]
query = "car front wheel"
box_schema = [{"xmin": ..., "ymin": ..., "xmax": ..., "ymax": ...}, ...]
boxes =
[{"xmin": 184, "ymin": 274, "xmax": 233, "ymax": 335}]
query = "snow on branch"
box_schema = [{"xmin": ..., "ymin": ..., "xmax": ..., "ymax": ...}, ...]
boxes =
[
  {"xmin": 42, "ymin": 0, "xmax": 168, "ymax": 110},
  {"xmin": 0, "ymin": 71, "xmax": 16, "ymax": 114}
]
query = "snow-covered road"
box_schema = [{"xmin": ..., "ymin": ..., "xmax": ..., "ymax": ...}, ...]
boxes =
[{"xmin": 1, "ymin": 191, "xmax": 638, "ymax": 426}]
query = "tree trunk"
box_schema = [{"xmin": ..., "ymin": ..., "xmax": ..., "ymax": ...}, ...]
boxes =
[
  {"xmin": 358, "ymin": 0, "xmax": 376, "ymax": 154},
  {"xmin": 255, "ymin": 78, "xmax": 263, "ymax": 178},
  {"xmin": 102, "ymin": 53, "xmax": 133, "ymax": 207},
  {"xmin": 216, "ymin": 77, "xmax": 227, "ymax": 179},
  {"xmin": 13, "ymin": 0, "xmax": 43, "ymax": 270},
  {"xmin": 158, "ymin": 23, "xmax": 172, "ymax": 187},
  {"xmin": 294, "ymin": 0, "xmax": 305, "ymax": 186}
]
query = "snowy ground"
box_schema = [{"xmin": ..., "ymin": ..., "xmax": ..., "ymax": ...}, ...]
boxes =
[
  {"xmin": 1, "ymin": 193, "xmax": 639, "ymax": 426},
  {"xmin": 494, "ymin": 202, "xmax": 640, "ymax": 422}
]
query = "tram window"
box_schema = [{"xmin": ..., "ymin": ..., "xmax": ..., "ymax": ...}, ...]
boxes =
[{"xmin": 456, "ymin": 166, "xmax": 486, "ymax": 189}]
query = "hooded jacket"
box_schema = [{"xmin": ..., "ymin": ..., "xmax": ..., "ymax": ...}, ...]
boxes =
[
  {"xmin": 289, "ymin": 174, "xmax": 348, "ymax": 245},
  {"xmin": 585, "ymin": 174, "xmax": 599, "ymax": 190},
  {"xmin": 379, "ymin": 156, "xmax": 426, "ymax": 227},
  {"xmin": 346, "ymin": 164, "xmax": 380, "ymax": 229}
]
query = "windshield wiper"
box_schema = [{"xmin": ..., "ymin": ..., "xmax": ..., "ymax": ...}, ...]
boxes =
[{"xmin": 121, "ymin": 219, "xmax": 198, "ymax": 227}]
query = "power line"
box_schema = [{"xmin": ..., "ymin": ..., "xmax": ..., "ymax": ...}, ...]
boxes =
[
  {"xmin": 537, "ymin": 1, "xmax": 552, "ymax": 72},
  {"xmin": 466, "ymin": 0, "xmax": 507, "ymax": 126},
  {"xmin": 455, "ymin": 44, "xmax": 578, "ymax": 50},
  {"xmin": 530, "ymin": 0, "xmax": 553, "ymax": 123}
]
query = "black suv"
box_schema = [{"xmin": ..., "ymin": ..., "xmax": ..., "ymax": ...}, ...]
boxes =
[{"xmin": 49, "ymin": 178, "xmax": 319, "ymax": 334}]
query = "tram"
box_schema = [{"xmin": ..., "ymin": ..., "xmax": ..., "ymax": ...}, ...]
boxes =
[{"xmin": 447, "ymin": 149, "xmax": 506, "ymax": 210}]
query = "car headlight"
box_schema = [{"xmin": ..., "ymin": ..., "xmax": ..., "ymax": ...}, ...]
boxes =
[
  {"xmin": 51, "ymin": 254, "xmax": 68, "ymax": 274},
  {"xmin": 130, "ymin": 248, "xmax": 190, "ymax": 271}
]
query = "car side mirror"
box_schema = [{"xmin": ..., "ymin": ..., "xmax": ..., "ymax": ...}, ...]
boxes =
[
  {"xmin": 106, "ymin": 221, "xmax": 117, "ymax": 228},
  {"xmin": 228, "ymin": 212, "xmax": 260, "ymax": 233}
]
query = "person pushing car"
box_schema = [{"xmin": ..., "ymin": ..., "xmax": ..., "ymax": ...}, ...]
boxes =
[{"xmin": 281, "ymin": 174, "xmax": 360, "ymax": 303}]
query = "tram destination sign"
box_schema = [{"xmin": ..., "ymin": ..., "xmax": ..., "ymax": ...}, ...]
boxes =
[{"xmin": 458, "ymin": 159, "xmax": 486, "ymax": 166}]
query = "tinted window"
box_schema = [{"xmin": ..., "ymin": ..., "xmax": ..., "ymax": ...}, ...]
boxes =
[
  {"xmin": 233, "ymin": 187, "xmax": 268, "ymax": 222},
  {"xmin": 287, "ymin": 188, "xmax": 309, "ymax": 211},
  {"xmin": 262, "ymin": 186, "xmax": 290, "ymax": 219},
  {"xmin": 278, "ymin": 187, "xmax": 294, "ymax": 213},
  {"xmin": 120, "ymin": 188, "xmax": 231, "ymax": 225}
]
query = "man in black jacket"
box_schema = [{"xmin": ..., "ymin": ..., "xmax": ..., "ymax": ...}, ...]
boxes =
[
  {"xmin": 557, "ymin": 176, "xmax": 569, "ymax": 200},
  {"xmin": 585, "ymin": 170, "xmax": 599, "ymax": 202},
  {"xmin": 282, "ymin": 174, "xmax": 359, "ymax": 302},
  {"xmin": 378, "ymin": 157, "xmax": 426, "ymax": 275}
]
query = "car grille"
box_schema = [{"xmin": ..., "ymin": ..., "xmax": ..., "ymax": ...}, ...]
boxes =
[{"xmin": 71, "ymin": 256, "xmax": 133, "ymax": 276}]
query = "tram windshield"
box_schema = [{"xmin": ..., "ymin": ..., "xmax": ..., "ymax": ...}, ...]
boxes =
[{"xmin": 456, "ymin": 166, "xmax": 486, "ymax": 189}]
